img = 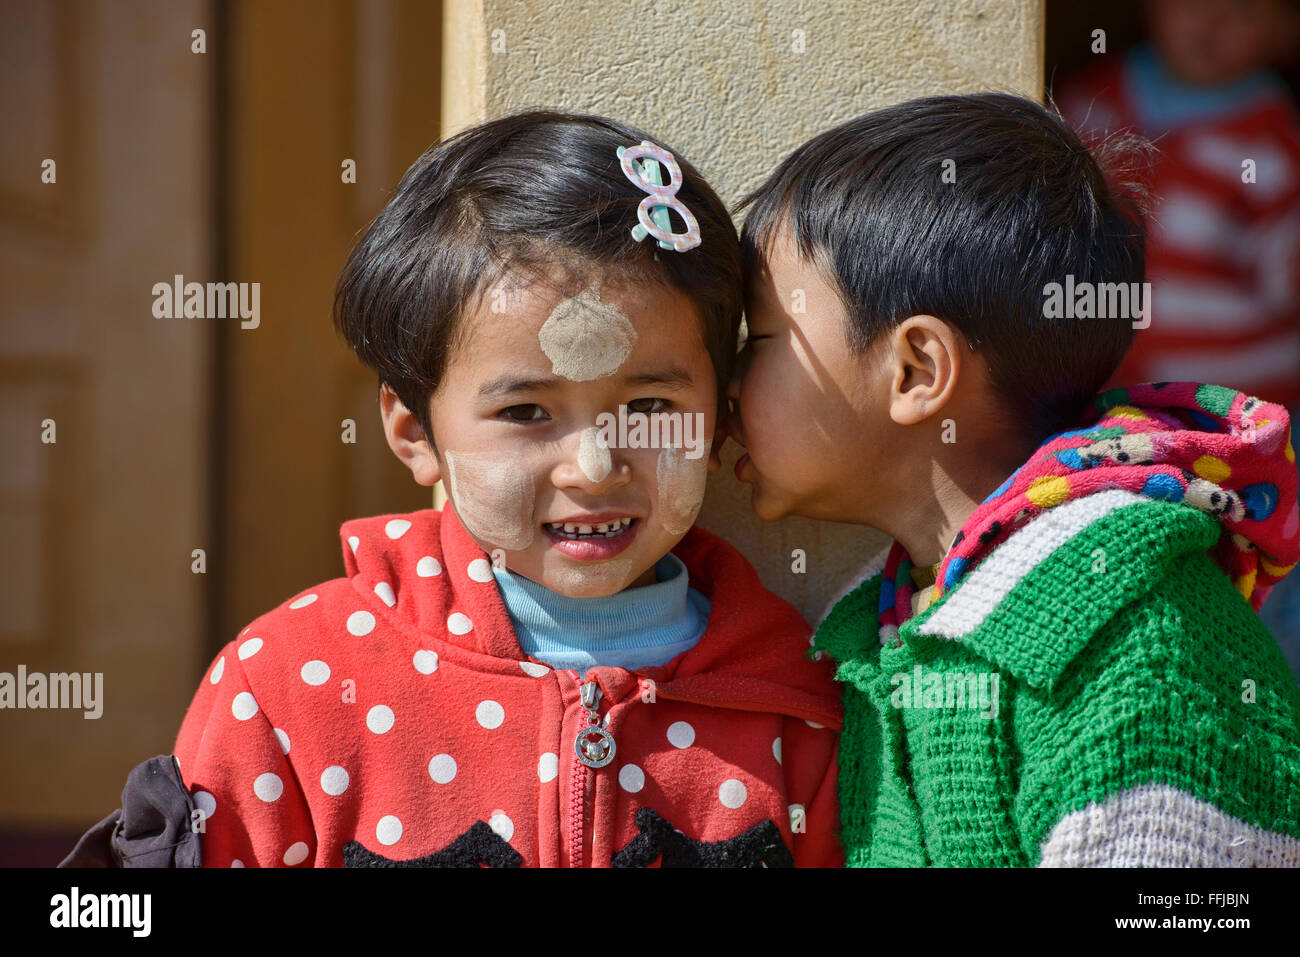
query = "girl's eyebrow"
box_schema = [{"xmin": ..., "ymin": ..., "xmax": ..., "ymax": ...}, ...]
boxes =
[
  {"xmin": 621, "ymin": 364, "xmax": 694, "ymax": 388},
  {"xmin": 478, "ymin": 364, "xmax": 695, "ymax": 397},
  {"xmin": 477, "ymin": 374, "xmax": 559, "ymax": 397}
]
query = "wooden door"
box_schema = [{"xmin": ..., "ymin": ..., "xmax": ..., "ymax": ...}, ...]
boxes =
[{"xmin": 0, "ymin": 0, "xmax": 441, "ymax": 864}]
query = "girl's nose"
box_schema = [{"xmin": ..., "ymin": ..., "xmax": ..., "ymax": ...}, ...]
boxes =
[
  {"xmin": 553, "ymin": 426, "xmax": 630, "ymax": 491},
  {"xmin": 577, "ymin": 427, "xmax": 612, "ymax": 483}
]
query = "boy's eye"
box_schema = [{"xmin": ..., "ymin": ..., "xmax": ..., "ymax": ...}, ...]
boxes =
[
  {"xmin": 499, "ymin": 404, "xmax": 548, "ymax": 422},
  {"xmin": 627, "ymin": 397, "xmax": 668, "ymax": 414}
]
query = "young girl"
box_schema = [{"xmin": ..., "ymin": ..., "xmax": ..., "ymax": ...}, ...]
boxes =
[{"xmin": 69, "ymin": 111, "xmax": 842, "ymax": 868}]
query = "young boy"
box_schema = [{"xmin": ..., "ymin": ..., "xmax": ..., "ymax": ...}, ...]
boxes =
[
  {"xmin": 61, "ymin": 111, "xmax": 841, "ymax": 868},
  {"xmin": 727, "ymin": 92, "xmax": 1300, "ymax": 866}
]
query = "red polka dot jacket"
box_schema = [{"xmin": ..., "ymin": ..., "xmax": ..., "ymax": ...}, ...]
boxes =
[{"xmin": 173, "ymin": 507, "xmax": 844, "ymax": 867}]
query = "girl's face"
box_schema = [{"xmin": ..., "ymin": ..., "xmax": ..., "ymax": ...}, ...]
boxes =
[{"xmin": 411, "ymin": 273, "xmax": 719, "ymax": 598}]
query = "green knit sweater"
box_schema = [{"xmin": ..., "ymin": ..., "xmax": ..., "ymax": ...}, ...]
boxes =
[{"xmin": 814, "ymin": 488, "xmax": 1300, "ymax": 866}]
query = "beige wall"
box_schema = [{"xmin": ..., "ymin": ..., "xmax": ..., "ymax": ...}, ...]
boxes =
[{"xmin": 441, "ymin": 0, "xmax": 1044, "ymax": 623}]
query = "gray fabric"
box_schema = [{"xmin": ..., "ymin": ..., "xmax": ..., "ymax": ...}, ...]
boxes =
[{"xmin": 58, "ymin": 755, "xmax": 201, "ymax": 868}]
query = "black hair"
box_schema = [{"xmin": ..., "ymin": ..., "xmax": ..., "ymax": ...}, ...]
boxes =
[
  {"xmin": 736, "ymin": 92, "xmax": 1150, "ymax": 441},
  {"xmin": 333, "ymin": 110, "xmax": 743, "ymax": 444}
]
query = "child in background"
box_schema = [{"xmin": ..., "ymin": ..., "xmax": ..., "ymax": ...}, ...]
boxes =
[
  {"xmin": 727, "ymin": 92, "xmax": 1300, "ymax": 866},
  {"xmin": 1057, "ymin": 0, "xmax": 1300, "ymax": 409},
  {"xmin": 68, "ymin": 112, "xmax": 841, "ymax": 868},
  {"xmin": 1056, "ymin": 0, "xmax": 1300, "ymax": 679}
]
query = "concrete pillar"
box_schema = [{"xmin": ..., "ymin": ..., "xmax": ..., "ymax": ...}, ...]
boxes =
[{"xmin": 440, "ymin": 0, "xmax": 1044, "ymax": 623}]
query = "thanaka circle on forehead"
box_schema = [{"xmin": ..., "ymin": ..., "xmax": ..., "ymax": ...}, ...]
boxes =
[
  {"xmin": 537, "ymin": 284, "xmax": 637, "ymax": 381},
  {"xmin": 444, "ymin": 450, "xmax": 535, "ymax": 550}
]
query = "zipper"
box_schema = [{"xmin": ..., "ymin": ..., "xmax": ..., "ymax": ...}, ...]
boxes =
[
  {"xmin": 568, "ymin": 731, "xmax": 586, "ymax": 867},
  {"xmin": 565, "ymin": 670, "xmax": 617, "ymax": 867},
  {"xmin": 575, "ymin": 678, "xmax": 616, "ymax": 768}
]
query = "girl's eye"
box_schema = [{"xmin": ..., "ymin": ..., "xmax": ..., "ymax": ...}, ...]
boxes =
[
  {"xmin": 500, "ymin": 404, "xmax": 548, "ymax": 422},
  {"xmin": 627, "ymin": 397, "xmax": 668, "ymax": 414}
]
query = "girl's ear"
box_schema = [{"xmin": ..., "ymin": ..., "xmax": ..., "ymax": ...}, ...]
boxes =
[
  {"xmin": 708, "ymin": 381, "xmax": 737, "ymax": 473},
  {"xmin": 707, "ymin": 414, "xmax": 726, "ymax": 472},
  {"xmin": 379, "ymin": 384, "xmax": 442, "ymax": 486}
]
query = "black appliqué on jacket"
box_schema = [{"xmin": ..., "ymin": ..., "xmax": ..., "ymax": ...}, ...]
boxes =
[
  {"xmin": 610, "ymin": 808, "xmax": 793, "ymax": 868},
  {"xmin": 342, "ymin": 821, "xmax": 522, "ymax": 868},
  {"xmin": 342, "ymin": 808, "xmax": 794, "ymax": 868}
]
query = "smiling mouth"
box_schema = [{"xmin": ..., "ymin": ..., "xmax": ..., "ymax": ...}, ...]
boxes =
[{"xmin": 543, "ymin": 517, "xmax": 635, "ymax": 540}]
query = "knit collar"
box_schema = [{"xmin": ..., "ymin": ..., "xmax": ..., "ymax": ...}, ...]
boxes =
[{"xmin": 818, "ymin": 490, "xmax": 1226, "ymax": 692}]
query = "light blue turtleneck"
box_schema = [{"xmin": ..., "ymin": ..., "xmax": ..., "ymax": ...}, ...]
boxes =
[{"xmin": 491, "ymin": 554, "xmax": 711, "ymax": 672}]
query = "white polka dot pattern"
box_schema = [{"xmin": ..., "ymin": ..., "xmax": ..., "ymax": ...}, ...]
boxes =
[{"xmin": 168, "ymin": 510, "xmax": 840, "ymax": 869}]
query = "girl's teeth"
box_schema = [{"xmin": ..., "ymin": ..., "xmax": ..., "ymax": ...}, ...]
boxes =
[{"xmin": 545, "ymin": 518, "xmax": 634, "ymax": 539}]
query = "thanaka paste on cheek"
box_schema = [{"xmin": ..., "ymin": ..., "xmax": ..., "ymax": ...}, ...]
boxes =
[
  {"xmin": 576, "ymin": 427, "xmax": 612, "ymax": 483},
  {"xmin": 443, "ymin": 450, "xmax": 535, "ymax": 550},
  {"xmin": 537, "ymin": 285, "xmax": 637, "ymax": 381},
  {"xmin": 657, "ymin": 444, "xmax": 709, "ymax": 536}
]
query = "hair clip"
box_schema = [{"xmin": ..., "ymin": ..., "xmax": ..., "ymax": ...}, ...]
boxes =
[{"xmin": 617, "ymin": 141, "xmax": 702, "ymax": 252}]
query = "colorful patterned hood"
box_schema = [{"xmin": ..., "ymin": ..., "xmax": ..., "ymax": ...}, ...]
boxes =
[{"xmin": 879, "ymin": 382, "xmax": 1299, "ymax": 639}]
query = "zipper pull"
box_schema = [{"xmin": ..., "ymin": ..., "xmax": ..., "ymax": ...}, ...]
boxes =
[{"xmin": 574, "ymin": 679, "xmax": 616, "ymax": 769}]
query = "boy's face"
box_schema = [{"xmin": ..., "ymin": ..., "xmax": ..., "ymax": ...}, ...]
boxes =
[
  {"xmin": 727, "ymin": 225, "xmax": 890, "ymax": 524},
  {"xmin": 392, "ymin": 273, "xmax": 719, "ymax": 599}
]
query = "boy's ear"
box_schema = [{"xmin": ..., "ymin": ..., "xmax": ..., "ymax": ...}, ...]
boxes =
[
  {"xmin": 379, "ymin": 384, "xmax": 442, "ymax": 486},
  {"xmin": 885, "ymin": 315, "xmax": 962, "ymax": 427}
]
